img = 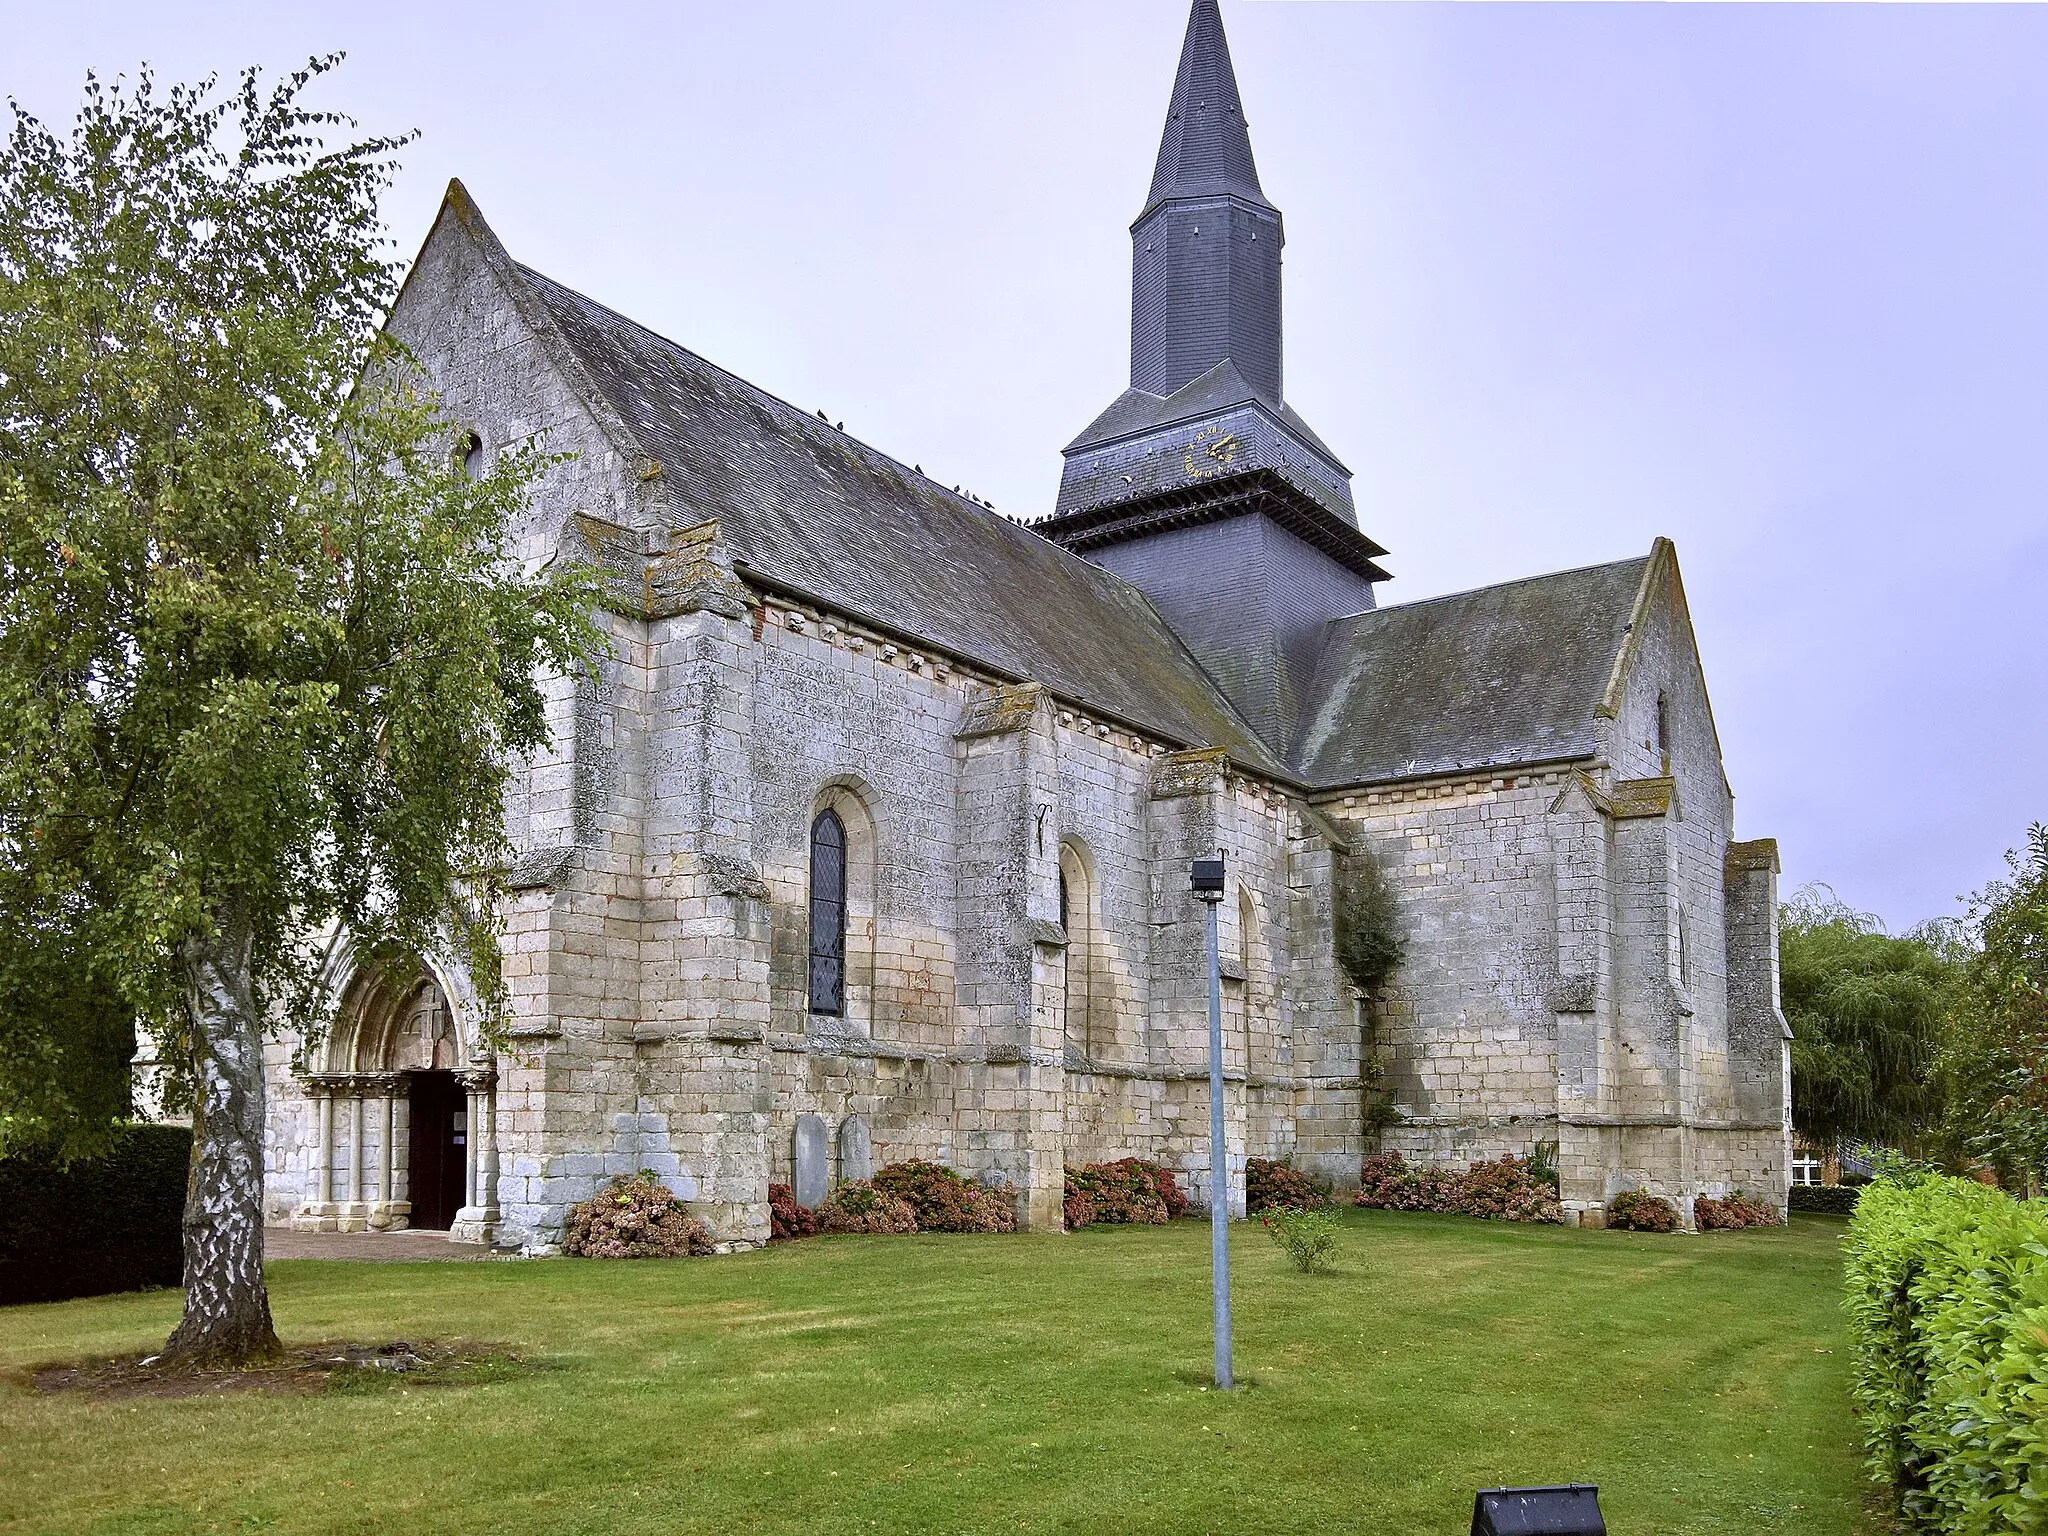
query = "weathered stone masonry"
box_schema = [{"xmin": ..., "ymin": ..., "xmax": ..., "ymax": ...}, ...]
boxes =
[{"xmin": 257, "ymin": 0, "xmax": 1788, "ymax": 1247}]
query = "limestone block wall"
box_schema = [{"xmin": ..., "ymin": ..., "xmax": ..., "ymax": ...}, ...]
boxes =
[{"xmin": 1321, "ymin": 772, "xmax": 1572, "ymax": 1170}]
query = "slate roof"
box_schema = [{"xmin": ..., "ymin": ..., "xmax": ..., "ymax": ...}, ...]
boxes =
[
  {"xmin": 1291, "ymin": 555, "xmax": 1653, "ymax": 788},
  {"xmin": 1063, "ymin": 359, "xmax": 1346, "ymax": 468},
  {"xmin": 1141, "ymin": 0, "xmax": 1272, "ymax": 221},
  {"xmin": 512, "ymin": 264, "xmax": 1293, "ymax": 777}
]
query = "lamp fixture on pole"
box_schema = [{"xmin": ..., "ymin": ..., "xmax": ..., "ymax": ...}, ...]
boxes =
[{"xmin": 1190, "ymin": 853, "xmax": 1231, "ymax": 1390}]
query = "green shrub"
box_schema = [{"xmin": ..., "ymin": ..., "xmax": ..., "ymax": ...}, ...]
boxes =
[
  {"xmin": 1606, "ymin": 1189, "xmax": 1678, "ymax": 1233},
  {"xmin": 563, "ymin": 1173, "xmax": 713, "ymax": 1258},
  {"xmin": 0, "ymin": 1123, "xmax": 190, "ymax": 1304},
  {"xmin": 816, "ymin": 1180, "xmax": 919, "ymax": 1234},
  {"xmin": 1064, "ymin": 1158, "xmax": 1183, "ymax": 1229},
  {"xmin": 1790, "ymin": 1183, "xmax": 1861, "ymax": 1216},
  {"xmin": 1260, "ymin": 1205, "xmax": 1340, "ymax": 1273},
  {"xmin": 1842, "ymin": 1174, "xmax": 2048, "ymax": 1531},
  {"xmin": 870, "ymin": 1160, "xmax": 1016, "ymax": 1233}
]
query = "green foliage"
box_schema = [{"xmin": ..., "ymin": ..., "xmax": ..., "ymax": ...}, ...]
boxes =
[
  {"xmin": 1789, "ymin": 1183, "xmax": 1862, "ymax": 1216},
  {"xmin": 1333, "ymin": 850, "xmax": 1404, "ymax": 995},
  {"xmin": 1841, "ymin": 1172, "xmax": 2048, "ymax": 1531},
  {"xmin": 0, "ymin": 61, "xmax": 602, "ymax": 1154},
  {"xmin": 1244, "ymin": 1156, "xmax": 1329, "ymax": 1213},
  {"xmin": 0, "ymin": 1123, "xmax": 189, "ymax": 1302},
  {"xmin": 1606, "ymin": 1189, "xmax": 1678, "ymax": 1233},
  {"xmin": 1934, "ymin": 827, "xmax": 2048, "ymax": 1189},
  {"xmin": 1780, "ymin": 887, "xmax": 1960, "ymax": 1157},
  {"xmin": 1258, "ymin": 1205, "xmax": 1338, "ymax": 1273}
]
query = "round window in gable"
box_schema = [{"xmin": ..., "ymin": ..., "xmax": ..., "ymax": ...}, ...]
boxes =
[{"xmin": 456, "ymin": 430, "xmax": 485, "ymax": 480}]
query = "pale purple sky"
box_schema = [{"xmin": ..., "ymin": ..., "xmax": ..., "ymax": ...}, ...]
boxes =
[{"xmin": 13, "ymin": 2, "xmax": 2045, "ymax": 931}]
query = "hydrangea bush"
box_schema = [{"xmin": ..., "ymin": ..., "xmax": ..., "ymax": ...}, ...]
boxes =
[
  {"xmin": 563, "ymin": 1174, "xmax": 714, "ymax": 1258},
  {"xmin": 1064, "ymin": 1158, "xmax": 1185, "ymax": 1229},
  {"xmin": 1245, "ymin": 1158, "xmax": 1330, "ymax": 1213},
  {"xmin": 1355, "ymin": 1152, "xmax": 1560, "ymax": 1224},
  {"xmin": 1605, "ymin": 1188, "xmax": 1678, "ymax": 1233},
  {"xmin": 868, "ymin": 1160, "xmax": 1016, "ymax": 1233},
  {"xmin": 816, "ymin": 1180, "xmax": 919, "ymax": 1235},
  {"xmin": 1695, "ymin": 1192, "xmax": 1783, "ymax": 1230}
]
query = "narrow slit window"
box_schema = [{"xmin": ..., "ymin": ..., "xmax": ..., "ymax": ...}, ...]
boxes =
[{"xmin": 808, "ymin": 809, "xmax": 846, "ymax": 1015}]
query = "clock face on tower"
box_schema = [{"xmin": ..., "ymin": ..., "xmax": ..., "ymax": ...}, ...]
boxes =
[{"xmin": 1185, "ymin": 424, "xmax": 1242, "ymax": 481}]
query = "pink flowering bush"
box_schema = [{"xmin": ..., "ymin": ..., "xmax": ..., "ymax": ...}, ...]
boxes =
[
  {"xmin": 1606, "ymin": 1188, "xmax": 1679, "ymax": 1233},
  {"xmin": 564, "ymin": 1173, "xmax": 714, "ymax": 1258},
  {"xmin": 816, "ymin": 1179, "xmax": 919, "ymax": 1234},
  {"xmin": 1064, "ymin": 1158, "xmax": 1185, "ymax": 1228},
  {"xmin": 870, "ymin": 1160, "xmax": 1017, "ymax": 1233},
  {"xmin": 1354, "ymin": 1151, "xmax": 1560, "ymax": 1224},
  {"xmin": 1696, "ymin": 1191, "xmax": 1783, "ymax": 1230}
]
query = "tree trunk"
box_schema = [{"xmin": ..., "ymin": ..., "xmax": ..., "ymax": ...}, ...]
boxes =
[{"xmin": 160, "ymin": 905, "xmax": 281, "ymax": 1366}]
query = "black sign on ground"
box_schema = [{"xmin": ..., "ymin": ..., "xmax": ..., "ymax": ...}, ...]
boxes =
[{"xmin": 1470, "ymin": 1484, "xmax": 1606, "ymax": 1536}]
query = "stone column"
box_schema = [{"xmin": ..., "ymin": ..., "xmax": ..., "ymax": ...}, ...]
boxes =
[
  {"xmin": 953, "ymin": 682, "xmax": 1066, "ymax": 1232},
  {"xmin": 450, "ymin": 1067, "xmax": 499, "ymax": 1245},
  {"xmin": 370, "ymin": 1077, "xmax": 404, "ymax": 1230},
  {"xmin": 344, "ymin": 1084, "xmax": 366, "ymax": 1228},
  {"xmin": 316, "ymin": 1086, "xmax": 335, "ymax": 1207},
  {"xmin": 635, "ymin": 525, "xmax": 773, "ymax": 1249},
  {"xmin": 1548, "ymin": 773, "xmax": 1617, "ymax": 1225}
]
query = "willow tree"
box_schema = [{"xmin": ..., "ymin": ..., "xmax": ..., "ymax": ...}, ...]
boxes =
[
  {"xmin": 0, "ymin": 64, "xmax": 597, "ymax": 1363},
  {"xmin": 1780, "ymin": 887, "xmax": 1958, "ymax": 1157}
]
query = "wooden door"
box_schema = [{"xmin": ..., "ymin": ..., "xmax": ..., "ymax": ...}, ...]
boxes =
[{"xmin": 405, "ymin": 1070, "xmax": 467, "ymax": 1229}]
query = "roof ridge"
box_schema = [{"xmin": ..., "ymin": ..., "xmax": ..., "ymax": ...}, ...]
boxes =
[
  {"xmin": 514, "ymin": 261, "xmax": 1028, "ymax": 530},
  {"xmin": 1331, "ymin": 551, "xmax": 1655, "ymax": 622}
]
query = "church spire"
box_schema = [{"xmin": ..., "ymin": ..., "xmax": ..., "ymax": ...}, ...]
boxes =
[
  {"xmin": 1044, "ymin": 0, "xmax": 1386, "ymax": 753},
  {"xmin": 1129, "ymin": 0, "xmax": 1283, "ymax": 406},
  {"xmin": 1141, "ymin": 0, "xmax": 1272, "ymax": 221}
]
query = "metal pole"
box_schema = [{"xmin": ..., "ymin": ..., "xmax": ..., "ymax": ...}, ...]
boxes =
[{"xmin": 1206, "ymin": 895, "xmax": 1233, "ymax": 1390}]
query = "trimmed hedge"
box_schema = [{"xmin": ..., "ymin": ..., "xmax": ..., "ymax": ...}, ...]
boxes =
[
  {"xmin": 1842, "ymin": 1174, "xmax": 2048, "ymax": 1532},
  {"xmin": 0, "ymin": 1124, "xmax": 190, "ymax": 1305},
  {"xmin": 1790, "ymin": 1183, "xmax": 1861, "ymax": 1216}
]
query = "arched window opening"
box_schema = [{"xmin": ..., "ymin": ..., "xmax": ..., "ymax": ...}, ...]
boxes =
[
  {"xmin": 1237, "ymin": 887, "xmax": 1258, "ymax": 1071},
  {"xmin": 455, "ymin": 430, "xmax": 484, "ymax": 480},
  {"xmin": 809, "ymin": 809, "xmax": 847, "ymax": 1015},
  {"xmin": 1059, "ymin": 841, "xmax": 1093, "ymax": 1058}
]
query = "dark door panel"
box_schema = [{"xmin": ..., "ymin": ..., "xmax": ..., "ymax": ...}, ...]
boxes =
[{"xmin": 406, "ymin": 1070, "xmax": 467, "ymax": 1230}]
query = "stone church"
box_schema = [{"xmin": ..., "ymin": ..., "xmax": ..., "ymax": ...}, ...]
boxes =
[{"xmin": 265, "ymin": 0, "xmax": 1791, "ymax": 1249}]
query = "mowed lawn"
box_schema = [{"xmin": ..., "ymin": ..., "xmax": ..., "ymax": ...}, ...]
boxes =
[{"xmin": 0, "ymin": 1210, "xmax": 1867, "ymax": 1535}]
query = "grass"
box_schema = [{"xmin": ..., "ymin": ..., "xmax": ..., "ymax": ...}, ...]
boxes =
[{"xmin": 0, "ymin": 1209, "xmax": 1869, "ymax": 1535}]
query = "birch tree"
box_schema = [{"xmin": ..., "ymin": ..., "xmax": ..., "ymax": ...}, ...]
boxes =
[{"xmin": 0, "ymin": 63, "xmax": 597, "ymax": 1363}]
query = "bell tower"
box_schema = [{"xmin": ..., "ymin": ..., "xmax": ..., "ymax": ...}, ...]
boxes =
[{"xmin": 1038, "ymin": 0, "xmax": 1389, "ymax": 754}]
